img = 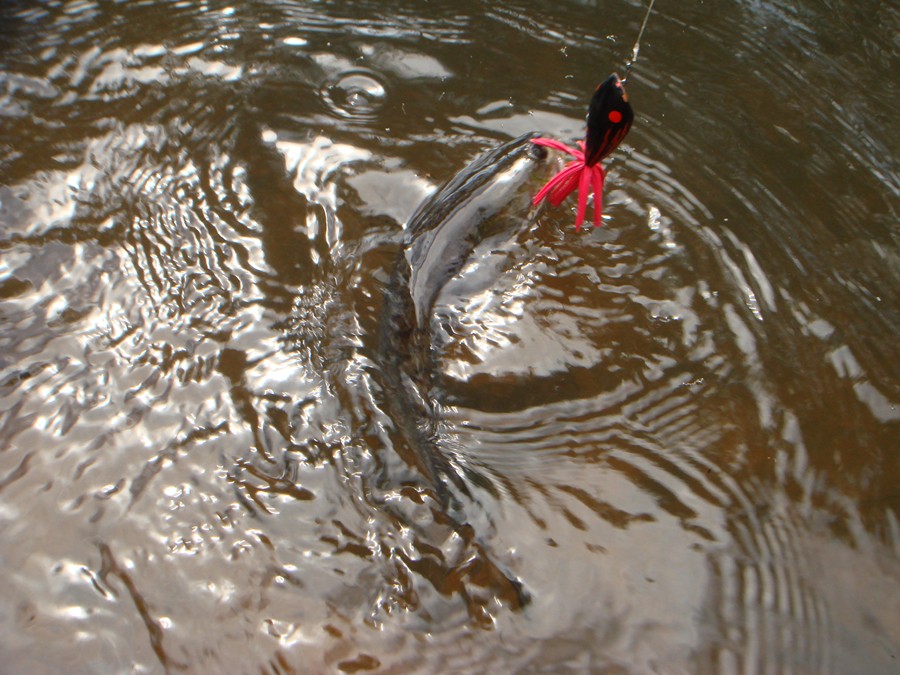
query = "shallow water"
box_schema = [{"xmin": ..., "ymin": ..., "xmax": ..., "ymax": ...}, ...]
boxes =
[{"xmin": 1, "ymin": 0, "xmax": 898, "ymax": 672}]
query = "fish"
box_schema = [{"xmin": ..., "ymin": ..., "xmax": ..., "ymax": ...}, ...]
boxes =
[
  {"xmin": 532, "ymin": 73, "xmax": 634, "ymax": 230},
  {"xmin": 375, "ymin": 132, "xmax": 548, "ymax": 502}
]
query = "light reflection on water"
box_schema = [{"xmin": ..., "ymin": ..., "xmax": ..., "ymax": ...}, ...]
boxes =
[{"xmin": 0, "ymin": 0, "xmax": 898, "ymax": 672}]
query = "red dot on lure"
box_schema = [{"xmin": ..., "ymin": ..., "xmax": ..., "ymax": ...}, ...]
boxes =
[{"xmin": 608, "ymin": 110, "xmax": 623, "ymax": 123}]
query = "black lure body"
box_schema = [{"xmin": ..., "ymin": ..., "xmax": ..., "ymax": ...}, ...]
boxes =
[{"xmin": 584, "ymin": 73, "xmax": 634, "ymax": 167}]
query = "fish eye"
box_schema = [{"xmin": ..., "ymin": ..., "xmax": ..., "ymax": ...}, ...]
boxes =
[{"xmin": 529, "ymin": 143, "xmax": 548, "ymax": 161}]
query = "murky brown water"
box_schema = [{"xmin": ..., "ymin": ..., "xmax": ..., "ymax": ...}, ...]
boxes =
[{"xmin": 1, "ymin": 0, "xmax": 898, "ymax": 672}]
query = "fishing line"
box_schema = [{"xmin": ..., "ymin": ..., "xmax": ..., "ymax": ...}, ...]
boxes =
[
  {"xmin": 532, "ymin": 0, "xmax": 655, "ymax": 228},
  {"xmin": 622, "ymin": 0, "xmax": 656, "ymax": 83}
]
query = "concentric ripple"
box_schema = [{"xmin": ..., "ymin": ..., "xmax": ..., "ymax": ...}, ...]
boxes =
[{"xmin": 321, "ymin": 70, "xmax": 388, "ymax": 120}]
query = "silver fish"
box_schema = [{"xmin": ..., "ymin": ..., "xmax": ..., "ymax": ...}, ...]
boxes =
[{"xmin": 376, "ymin": 132, "xmax": 548, "ymax": 500}]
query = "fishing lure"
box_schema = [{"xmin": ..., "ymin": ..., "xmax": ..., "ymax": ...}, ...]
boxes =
[
  {"xmin": 532, "ymin": 0, "xmax": 654, "ymax": 230},
  {"xmin": 531, "ymin": 74, "xmax": 633, "ymax": 230}
]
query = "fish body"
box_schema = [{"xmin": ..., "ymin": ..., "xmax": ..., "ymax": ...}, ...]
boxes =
[{"xmin": 376, "ymin": 132, "xmax": 547, "ymax": 497}]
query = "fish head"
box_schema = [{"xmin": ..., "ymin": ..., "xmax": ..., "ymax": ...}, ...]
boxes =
[{"xmin": 405, "ymin": 132, "xmax": 547, "ymax": 326}]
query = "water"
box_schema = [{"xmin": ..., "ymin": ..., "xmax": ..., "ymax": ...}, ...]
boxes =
[{"xmin": 1, "ymin": 0, "xmax": 898, "ymax": 672}]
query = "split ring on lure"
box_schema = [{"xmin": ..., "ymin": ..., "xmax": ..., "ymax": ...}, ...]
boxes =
[{"xmin": 531, "ymin": 73, "xmax": 634, "ymax": 230}]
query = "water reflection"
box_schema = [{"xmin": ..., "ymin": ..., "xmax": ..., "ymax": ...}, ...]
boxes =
[{"xmin": 0, "ymin": 0, "xmax": 897, "ymax": 672}]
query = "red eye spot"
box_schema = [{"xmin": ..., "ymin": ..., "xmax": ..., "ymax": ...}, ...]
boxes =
[{"xmin": 608, "ymin": 110, "xmax": 622, "ymax": 124}]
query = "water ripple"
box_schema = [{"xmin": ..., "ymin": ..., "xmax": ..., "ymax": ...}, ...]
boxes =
[{"xmin": 0, "ymin": 0, "xmax": 897, "ymax": 671}]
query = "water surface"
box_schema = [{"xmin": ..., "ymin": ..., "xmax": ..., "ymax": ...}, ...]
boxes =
[{"xmin": 1, "ymin": 0, "xmax": 898, "ymax": 672}]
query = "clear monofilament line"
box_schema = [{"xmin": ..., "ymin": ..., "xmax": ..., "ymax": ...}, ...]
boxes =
[{"xmin": 622, "ymin": 0, "xmax": 656, "ymax": 83}]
